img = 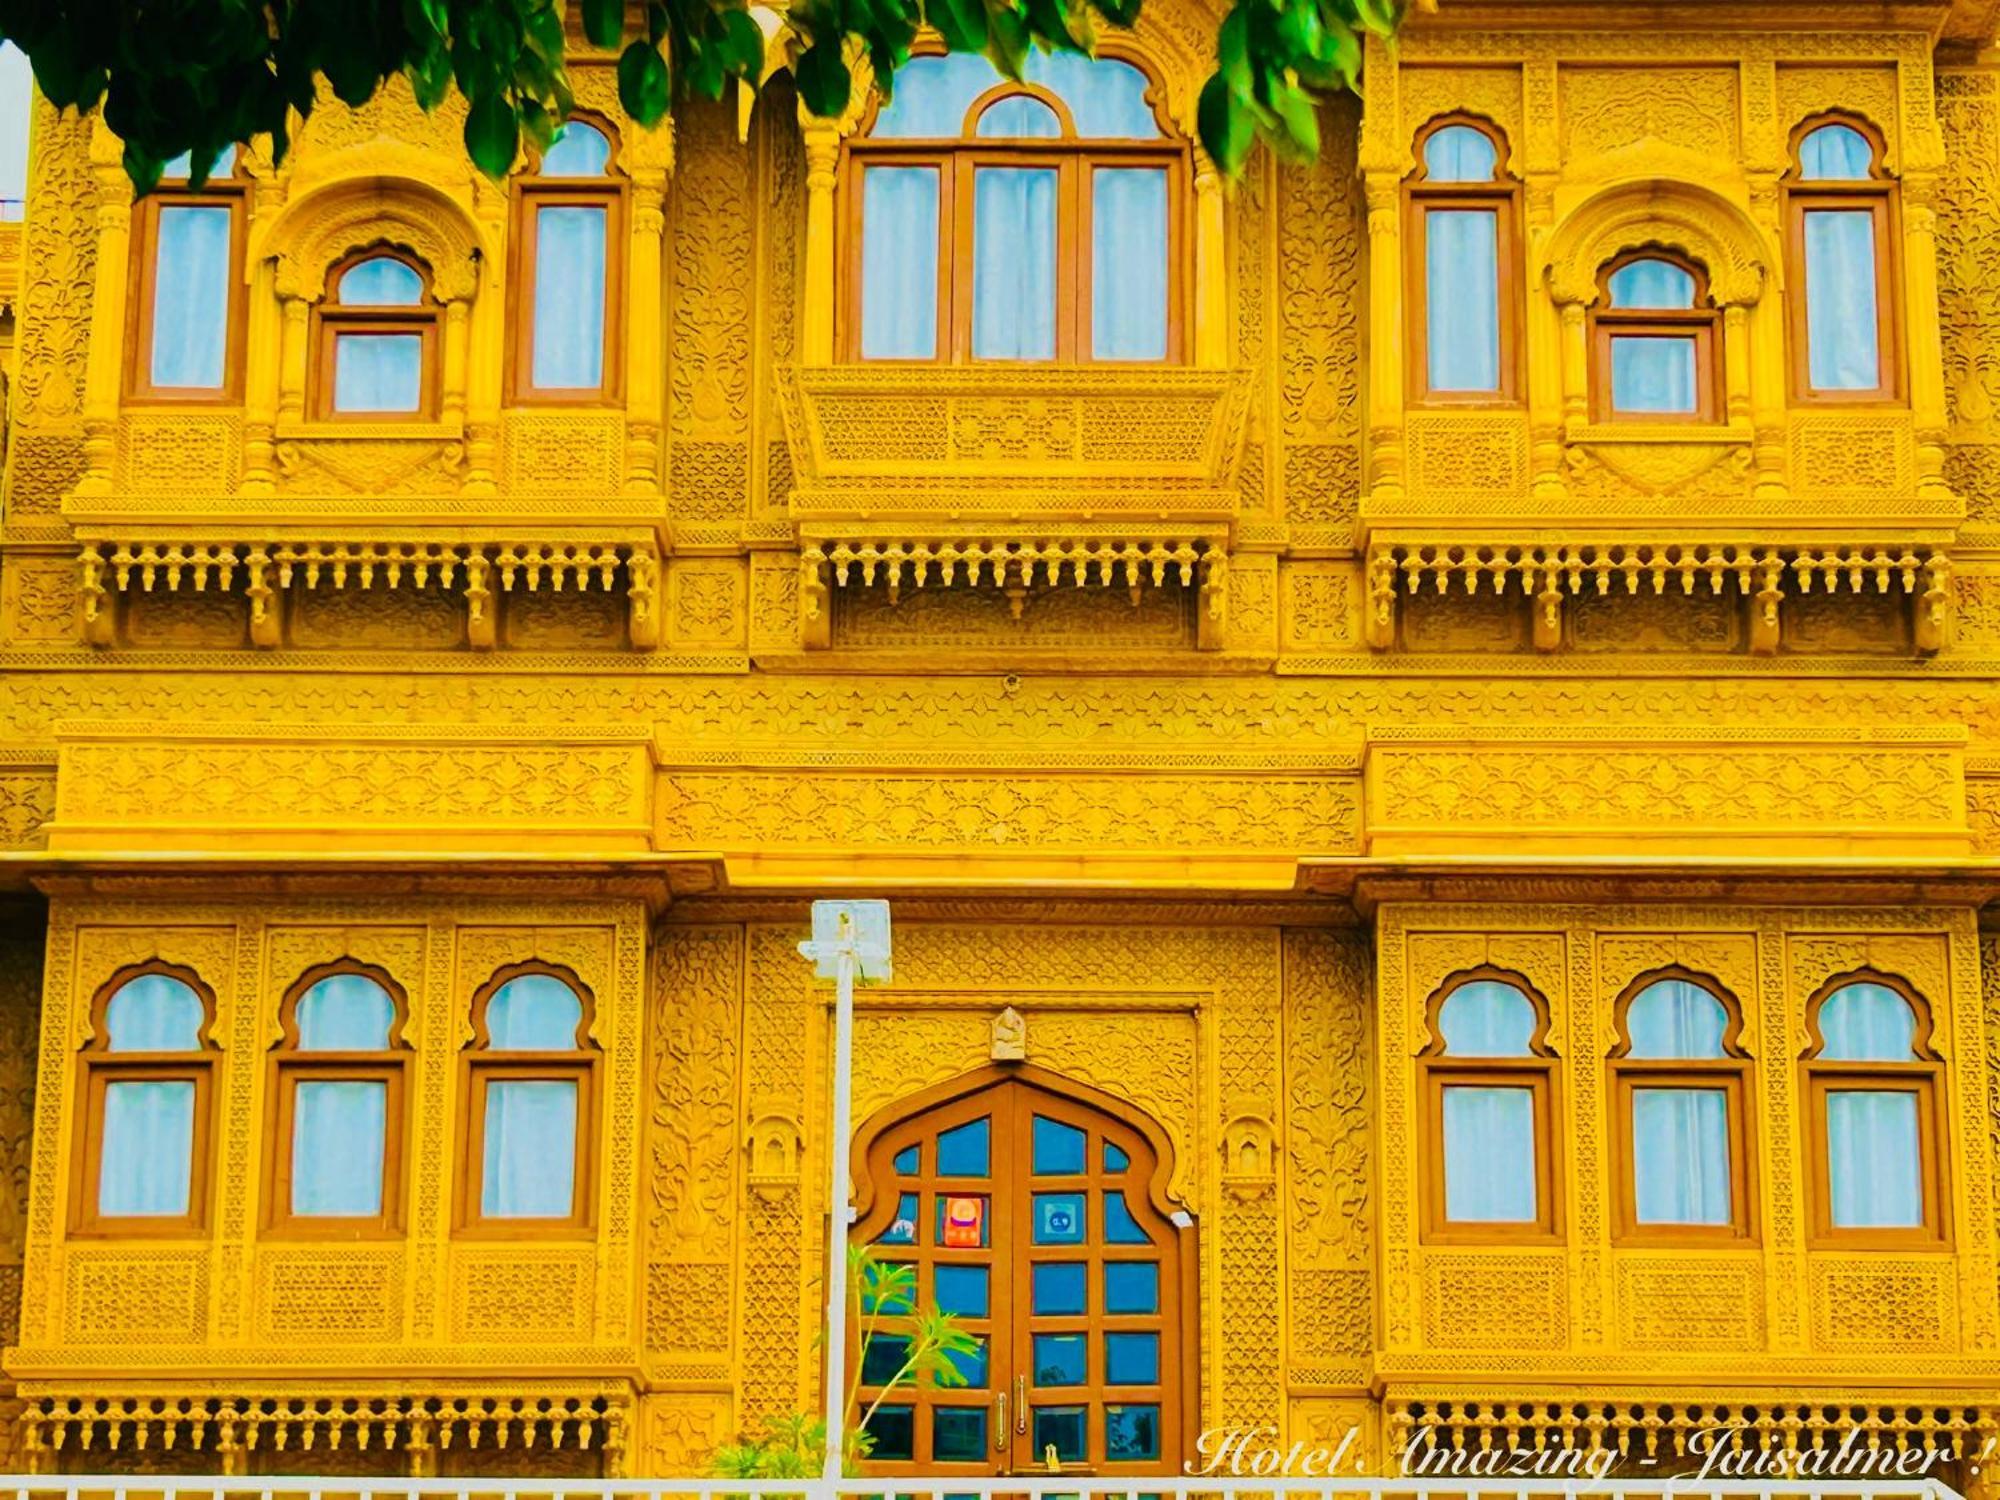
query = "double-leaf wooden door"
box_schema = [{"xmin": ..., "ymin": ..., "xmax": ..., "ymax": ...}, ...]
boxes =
[{"xmin": 850, "ymin": 1076, "xmax": 1185, "ymax": 1477}]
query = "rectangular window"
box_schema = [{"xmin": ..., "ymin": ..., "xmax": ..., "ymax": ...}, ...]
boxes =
[
  {"xmin": 150, "ymin": 204, "xmax": 233, "ymax": 389},
  {"xmin": 1091, "ymin": 167, "xmax": 1167, "ymax": 360},
  {"xmin": 1631, "ymin": 1086, "xmax": 1731, "ymax": 1225},
  {"xmin": 480, "ymin": 1078, "xmax": 579, "ymax": 1218},
  {"xmin": 333, "ymin": 333, "xmax": 424, "ymax": 413},
  {"xmin": 972, "ymin": 166, "xmax": 1057, "ymax": 361},
  {"xmin": 1802, "ymin": 208, "xmax": 1881, "ymax": 391},
  {"xmin": 1610, "ymin": 334, "xmax": 1698, "ymax": 414},
  {"xmin": 861, "ymin": 165, "xmax": 941, "ymax": 359},
  {"xmin": 1826, "ymin": 1088, "xmax": 1923, "ymax": 1228},
  {"xmin": 99, "ymin": 1079, "xmax": 195, "ymax": 1216},
  {"xmin": 1424, "ymin": 207, "xmax": 1500, "ymax": 392},
  {"xmin": 290, "ymin": 1079, "xmax": 387, "ymax": 1217},
  {"xmin": 1440, "ymin": 1083, "xmax": 1537, "ymax": 1222},
  {"xmin": 531, "ymin": 204, "xmax": 608, "ymax": 389}
]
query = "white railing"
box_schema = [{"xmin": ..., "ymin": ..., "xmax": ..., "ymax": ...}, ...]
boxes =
[{"xmin": 0, "ymin": 1479, "xmax": 1965, "ymax": 1500}]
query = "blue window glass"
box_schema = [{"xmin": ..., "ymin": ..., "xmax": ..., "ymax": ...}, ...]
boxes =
[
  {"xmin": 861, "ymin": 1332, "xmax": 911, "ymax": 1386},
  {"xmin": 1033, "ymin": 1191, "xmax": 1087, "ymax": 1244},
  {"xmin": 1798, "ymin": 122, "xmax": 1874, "ymax": 180},
  {"xmin": 1631, "ymin": 1086, "xmax": 1732, "ymax": 1226},
  {"xmin": 933, "ymin": 1406, "xmax": 987, "ymax": 1461},
  {"xmin": 541, "ymin": 120, "xmax": 612, "ymax": 175},
  {"xmin": 338, "ymin": 255, "xmax": 425, "ymax": 305},
  {"xmin": 1105, "ymin": 1331, "xmax": 1160, "ymax": 1384},
  {"xmin": 291, "ymin": 1079, "xmax": 387, "ymax": 1216},
  {"xmin": 1802, "ymin": 208, "xmax": 1881, "ymax": 390},
  {"xmin": 1818, "ymin": 983, "xmax": 1919, "ymax": 1060},
  {"xmin": 1103, "ymin": 1141, "xmax": 1130, "ymax": 1174},
  {"xmin": 976, "ymin": 94, "xmax": 1061, "ymax": 137},
  {"xmin": 105, "ymin": 974, "xmax": 205, "ymax": 1051},
  {"xmin": 1103, "ymin": 1191, "xmax": 1151, "ymax": 1244},
  {"xmin": 945, "ymin": 1335, "xmax": 989, "ymax": 1387},
  {"xmin": 934, "ymin": 1263, "xmax": 989, "ymax": 1317},
  {"xmin": 1104, "ymin": 1260, "xmax": 1158, "ymax": 1315},
  {"xmin": 1606, "ymin": 257, "xmax": 1695, "ymax": 309},
  {"xmin": 1437, "ymin": 980, "xmax": 1538, "ymax": 1056},
  {"xmin": 1626, "ymin": 980, "xmax": 1729, "ymax": 1059},
  {"xmin": 1107, "ymin": 1404, "xmax": 1161, "ymax": 1460},
  {"xmin": 936, "ymin": 1117, "xmax": 991, "ymax": 1175},
  {"xmin": 1091, "ymin": 167, "xmax": 1168, "ymax": 360},
  {"xmin": 1827, "ymin": 1089, "xmax": 1924, "ymax": 1227},
  {"xmin": 870, "ymin": 1405, "xmax": 915, "ymax": 1460},
  {"xmin": 333, "ymin": 333, "xmax": 423, "ymax": 413},
  {"xmin": 150, "ymin": 205, "xmax": 232, "ymax": 388},
  {"xmin": 98, "ymin": 1080, "xmax": 195, "ymax": 1215},
  {"xmin": 1033, "ymin": 1406, "xmax": 1088, "ymax": 1462},
  {"xmin": 972, "ymin": 166, "xmax": 1057, "ymax": 360},
  {"xmin": 1609, "ymin": 335, "xmax": 1698, "ymax": 414},
  {"xmin": 294, "ymin": 973, "xmax": 395, "ymax": 1050},
  {"xmin": 1033, "ymin": 1332, "xmax": 1087, "ymax": 1385},
  {"xmin": 1441, "ymin": 1084, "xmax": 1537, "ymax": 1222},
  {"xmin": 483, "ymin": 974, "xmax": 583, "ymax": 1049},
  {"xmin": 480, "ymin": 1079, "xmax": 577, "ymax": 1217},
  {"xmin": 1423, "ymin": 123, "xmax": 1497, "ymax": 182},
  {"xmin": 879, "ymin": 1191, "xmax": 920, "ymax": 1245},
  {"xmin": 892, "ymin": 1144, "xmax": 920, "ymax": 1174},
  {"xmin": 1424, "ymin": 207, "xmax": 1500, "ymax": 392},
  {"xmin": 862, "ymin": 1261, "xmax": 915, "ymax": 1314},
  {"xmin": 1033, "ymin": 1115, "xmax": 1087, "ymax": 1174},
  {"xmin": 860, "ymin": 165, "xmax": 941, "ymax": 359},
  {"xmin": 1033, "ymin": 1261, "xmax": 1087, "ymax": 1315},
  {"xmin": 531, "ymin": 203, "xmax": 608, "ymax": 389}
]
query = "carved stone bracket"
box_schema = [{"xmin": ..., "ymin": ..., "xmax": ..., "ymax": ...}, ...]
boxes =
[
  {"xmin": 75, "ymin": 534, "xmax": 664, "ymax": 652},
  {"xmin": 1364, "ymin": 540, "xmax": 1953, "ymax": 656},
  {"xmin": 798, "ymin": 531, "xmax": 1229, "ymax": 650}
]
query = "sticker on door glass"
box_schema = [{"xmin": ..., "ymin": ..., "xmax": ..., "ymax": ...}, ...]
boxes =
[
  {"xmin": 1033, "ymin": 1191, "xmax": 1087, "ymax": 1244},
  {"xmin": 938, "ymin": 1193, "xmax": 989, "ymax": 1247}
]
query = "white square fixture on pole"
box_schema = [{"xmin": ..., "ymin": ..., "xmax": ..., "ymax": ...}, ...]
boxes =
[{"xmin": 798, "ymin": 898, "xmax": 892, "ymax": 1481}]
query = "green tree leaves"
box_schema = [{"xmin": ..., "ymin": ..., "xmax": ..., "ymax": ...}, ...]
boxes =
[{"xmin": 0, "ymin": 0, "xmax": 1410, "ymax": 191}]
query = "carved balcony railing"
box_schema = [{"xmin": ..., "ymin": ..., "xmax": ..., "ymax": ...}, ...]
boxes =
[
  {"xmin": 72, "ymin": 532, "xmax": 663, "ymax": 650},
  {"xmin": 1363, "ymin": 540, "xmax": 1954, "ymax": 655},
  {"xmin": 775, "ymin": 365, "xmax": 1253, "ymax": 649}
]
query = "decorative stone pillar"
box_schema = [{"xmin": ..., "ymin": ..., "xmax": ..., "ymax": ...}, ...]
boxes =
[
  {"xmin": 800, "ymin": 112, "xmax": 842, "ymax": 364},
  {"xmin": 275, "ymin": 295, "xmax": 311, "ymax": 429},
  {"xmin": 1193, "ymin": 145, "xmax": 1229, "ymax": 368},
  {"xmin": 626, "ymin": 171, "xmax": 669, "ymax": 493},
  {"xmin": 73, "ymin": 134, "xmax": 133, "ymax": 497},
  {"xmin": 1362, "ymin": 173, "xmax": 1407, "ymax": 508},
  {"xmin": 1902, "ymin": 172, "xmax": 1955, "ymax": 505}
]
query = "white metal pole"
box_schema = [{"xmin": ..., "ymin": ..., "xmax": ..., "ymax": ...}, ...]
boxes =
[{"xmin": 821, "ymin": 934, "xmax": 858, "ymax": 1482}]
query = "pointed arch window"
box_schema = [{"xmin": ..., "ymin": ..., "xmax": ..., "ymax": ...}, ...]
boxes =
[
  {"xmin": 266, "ymin": 965, "xmax": 409, "ymax": 1235},
  {"xmin": 842, "ymin": 50, "xmax": 1187, "ymax": 364},
  {"xmin": 313, "ymin": 249, "xmax": 440, "ymax": 419},
  {"xmin": 1785, "ymin": 116, "xmax": 1900, "ymax": 402},
  {"xmin": 1591, "ymin": 252, "xmax": 1721, "ymax": 422},
  {"xmin": 76, "ymin": 967, "xmax": 218, "ymax": 1234},
  {"xmin": 129, "ymin": 144, "xmax": 246, "ymax": 401},
  {"xmin": 1804, "ymin": 975, "xmax": 1944, "ymax": 1242},
  {"xmin": 512, "ymin": 116, "xmax": 624, "ymax": 401},
  {"xmin": 460, "ymin": 966, "xmax": 597, "ymax": 1231},
  {"xmin": 1420, "ymin": 971, "xmax": 1557, "ymax": 1240},
  {"xmin": 1405, "ymin": 117, "xmax": 1520, "ymax": 404},
  {"xmin": 1611, "ymin": 974, "xmax": 1752, "ymax": 1239}
]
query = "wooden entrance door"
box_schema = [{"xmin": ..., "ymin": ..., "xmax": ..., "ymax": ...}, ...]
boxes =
[{"xmin": 850, "ymin": 1073, "xmax": 1187, "ymax": 1477}]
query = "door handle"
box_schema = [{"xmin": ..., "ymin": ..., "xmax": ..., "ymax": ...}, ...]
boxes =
[
  {"xmin": 1014, "ymin": 1375, "xmax": 1027, "ymax": 1432},
  {"xmin": 995, "ymin": 1389, "xmax": 1008, "ymax": 1451}
]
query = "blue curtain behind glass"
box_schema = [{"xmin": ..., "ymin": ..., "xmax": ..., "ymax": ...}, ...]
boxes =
[
  {"xmin": 483, "ymin": 1079, "xmax": 579, "ymax": 1216},
  {"xmin": 340, "ymin": 257, "xmax": 424, "ymax": 304},
  {"xmin": 973, "ymin": 167, "xmax": 1057, "ymax": 360},
  {"xmin": 334, "ymin": 334, "xmax": 423, "ymax": 412},
  {"xmin": 1799, "ymin": 124, "xmax": 1874, "ymax": 179},
  {"xmin": 295, "ymin": 974, "xmax": 394, "ymax": 1049},
  {"xmin": 1092, "ymin": 169, "xmax": 1167, "ymax": 360},
  {"xmin": 100, "ymin": 1079, "xmax": 195, "ymax": 1215},
  {"xmin": 292, "ymin": 1080, "xmax": 387, "ymax": 1215},
  {"xmin": 1437, "ymin": 980, "xmax": 1536, "ymax": 1055},
  {"xmin": 486, "ymin": 974, "xmax": 583, "ymax": 1048},
  {"xmin": 1611, "ymin": 335, "xmax": 1697, "ymax": 413},
  {"xmin": 1625, "ymin": 980, "xmax": 1726, "ymax": 1056},
  {"xmin": 151, "ymin": 205, "xmax": 231, "ymax": 388},
  {"xmin": 861, "ymin": 166, "xmax": 940, "ymax": 358},
  {"xmin": 1632, "ymin": 1087, "xmax": 1731, "ymax": 1223},
  {"xmin": 1441, "ymin": 1084, "xmax": 1537, "ymax": 1220},
  {"xmin": 1425, "ymin": 208, "xmax": 1500, "ymax": 391},
  {"xmin": 1827, "ymin": 1090, "xmax": 1922, "ymax": 1226},
  {"xmin": 533, "ymin": 205, "xmax": 608, "ymax": 388},
  {"xmin": 1607, "ymin": 258, "xmax": 1694, "ymax": 309},
  {"xmin": 1818, "ymin": 983, "xmax": 1916, "ymax": 1059},
  {"xmin": 1803, "ymin": 209, "xmax": 1880, "ymax": 390},
  {"xmin": 106, "ymin": 974, "xmax": 204, "ymax": 1050}
]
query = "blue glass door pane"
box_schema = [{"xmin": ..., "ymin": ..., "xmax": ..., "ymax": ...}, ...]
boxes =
[
  {"xmin": 1033, "ymin": 1332, "xmax": 1087, "ymax": 1385},
  {"xmin": 1033, "ymin": 1261, "xmax": 1087, "ymax": 1315},
  {"xmin": 936, "ymin": 1117, "xmax": 991, "ymax": 1175},
  {"xmin": 1033, "ymin": 1406, "xmax": 1088, "ymax": 1462},
  {"xmin": 1034, "ymin": 1192, "xmax": 1087, "ymax": 1244},
  {"xmin": 1104, "ymin": 1261, "xmax": 1158, "ymax": 1314},
  {"xmin": 934, "ymin": 1263, "xmax": 990, "ymax": 1316},
  {"xmin": 1033, "ymin": 1115, "xmax": 1087, "ymax": 1174},
  {"xmin": 1103, "ymin": 1191, "xmax": 1152, "ymax": 1243},
  {"xmin": 1107, "ymin": 1405, "xmax": 1160, "ymax": 1460},
  {"xmin": 1105, "ymin": 1331, "xmax": 1159, "ymax": 1384},
  {"xmin": 933, "ymin": 1407, "xmax": 988, "ymax": 1461}
]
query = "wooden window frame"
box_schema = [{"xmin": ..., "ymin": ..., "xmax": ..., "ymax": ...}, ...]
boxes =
[
  {"xmin": 263, "ymin": 961, "xmax": 411, "ymax": 1240},
  {"xmin": 125, "ymin": 167, "xmax": 249, "ymax": 404},
  {"xmin": 455, "ymin": 961, "xmax": 599, "ymax": 1238},
  {"xmin": 71, "ymin": 963, "xmax": 220, "ymax": 1238},
  {"xmin": 1588, "ymin": 251, "xmax": 1723, "ymax": 424},
  {"xmin": 309, "ymin": 247, "xmax": 443, "ymax": 422},
  {"xmin": 1783, "ymin": 112, "xmax": 1903, "ymax": 406},
  {"xmin": 1802, "ymin": 969, "xmax": 1948, "ymax": 1248},
  {"xmin": 1417, "ymin": 966, "xmax": 1561, "ymax": 1244},
  {"xmin": 837, "ymin": 53, "xmax": 1190, "ymax": 366},
  {"xmin": 1403, "ymin": 114, "xmax": 1524, "ymax": 408},
  {"xmin": 507, "ymin": 113, "xmax": 627, "ymax": 406},
  {"xmin": 1608, "ymin": 968, "xmax": 1755, "ymax": 1245}
]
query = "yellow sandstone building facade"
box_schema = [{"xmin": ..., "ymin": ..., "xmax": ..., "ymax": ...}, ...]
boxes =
[{"xmin": 0, "ymin": 0, "xmax": 1997, "ymax": 1482}]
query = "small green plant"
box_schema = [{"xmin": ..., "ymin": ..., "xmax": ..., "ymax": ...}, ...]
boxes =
[{"xmin": 710, "ymin": 1245, "xmax": 979, "ymax": 1477}]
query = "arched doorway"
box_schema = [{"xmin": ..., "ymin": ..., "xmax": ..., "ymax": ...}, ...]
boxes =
[{"xmin": 849, "ymin": 1066, "xmax": 1194, "ymax": 1477}]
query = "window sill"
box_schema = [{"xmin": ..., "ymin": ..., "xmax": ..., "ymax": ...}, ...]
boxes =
[
  {"xmin": 275, "ymin": 418, "xmax": 464, "ymax": 442},
  {"xmin": 1565, "ymin": 419, "xmax": 1753, "ymax": 445}
]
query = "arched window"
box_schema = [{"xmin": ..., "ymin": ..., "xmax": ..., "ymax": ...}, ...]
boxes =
[
  {"xmin": 76, "ymin": 967, "xmax": 217, "ymax": 1233},
  {"xmin": 1611, "ymin": 974, "xmax": 1751, "ymax": 1239},
  {"xmin": 461, "ymin": 966, "xmax": 596, "ymax": 1228},
  {"xmin": 267, "ymin": 965, "xmax": 408, "ymax": 1233},
  {"xmin": 1804, "ymin": 976, "xmax": 1943, "ymax": 1241},
  {"xmin": 1419, "ymin": 971, "xmax": 1556, "ymax": 1238},
  {"xmin": 129, "ymin": 143, "xmax": 246, "ymax": 401},
  {"xmin": 0, "ymin": 42, "xmax": 30, "ymax": 221},
  {"xmin": 1405, "ymin": 117, "xmax": 1520, "ymax": 403},
  {"xmin": 312, "ymin": 249, "xmax": 439, "ymax": 418},
  {"xmin": 842, "ymin": 50, "xmax": 1186, "ymax": 364},
  {"xmin": 513, "ymin": 117, "xmax": 623, "ymax": 401},
  {"xmin": 1590, "ymin": 252, "xmax": 1721, "ymax": 422},
  {"xmin": 1785, "ymin": 115, "xmax": 1899, "ymax": 401}
]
